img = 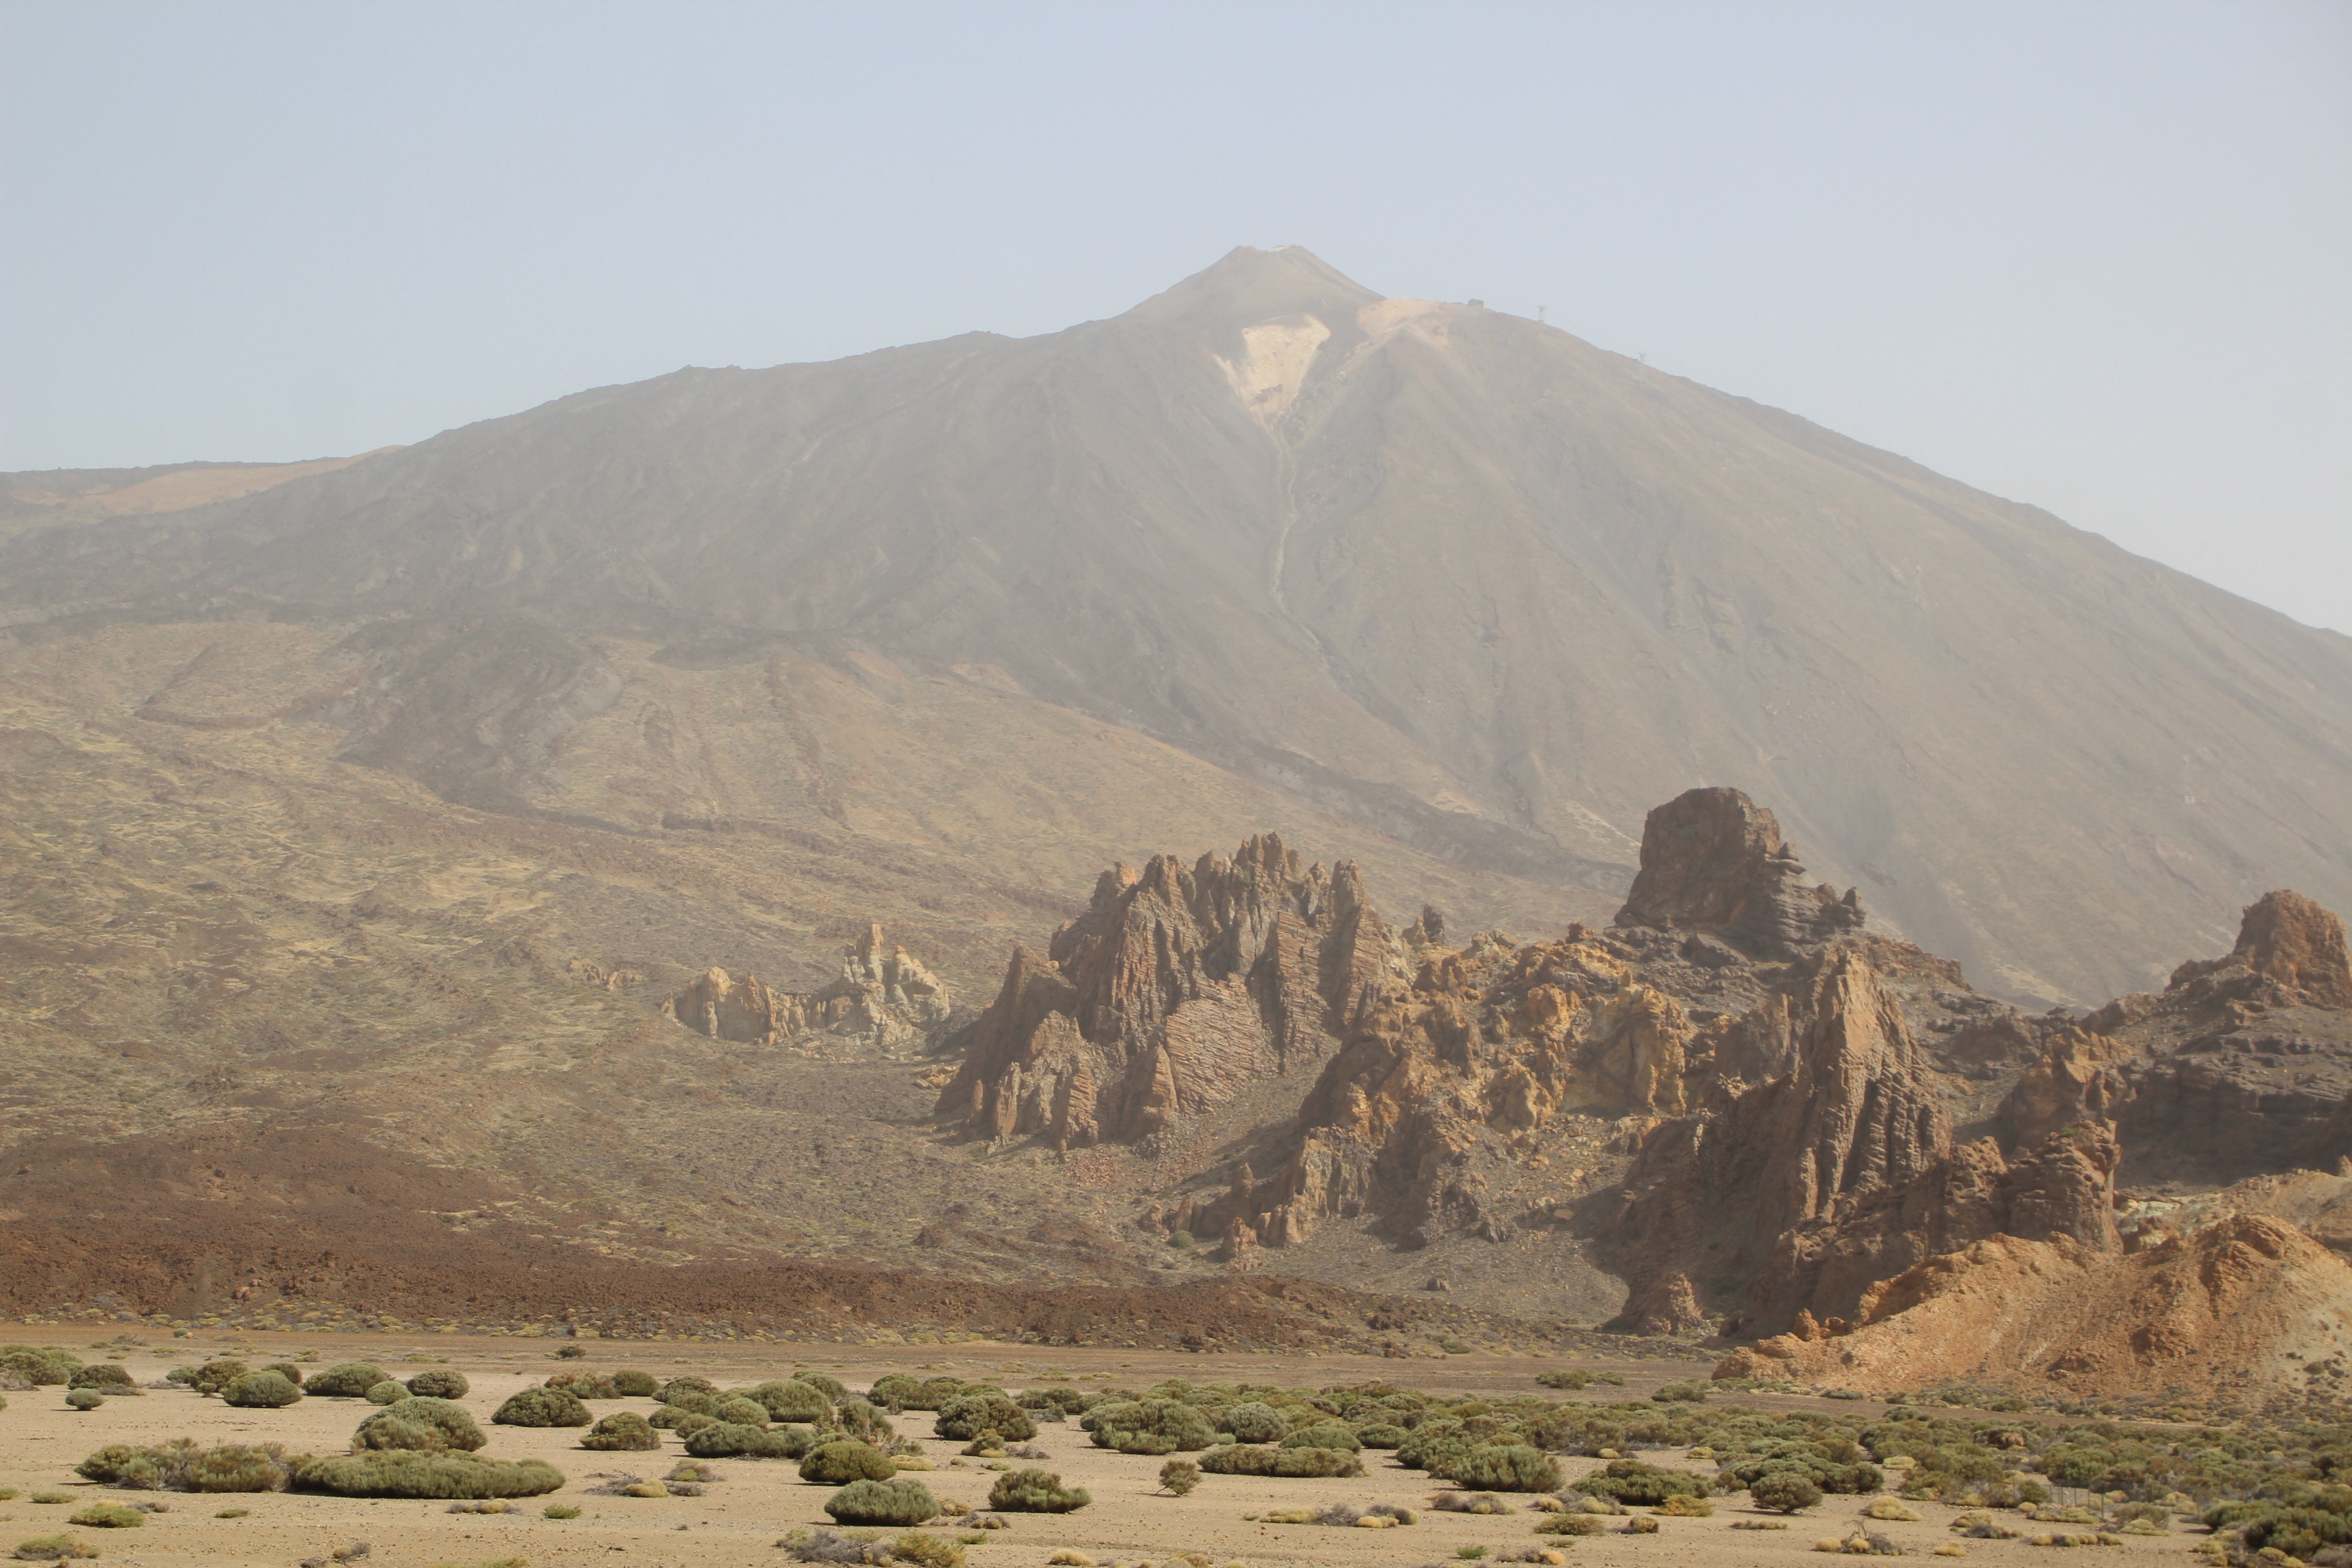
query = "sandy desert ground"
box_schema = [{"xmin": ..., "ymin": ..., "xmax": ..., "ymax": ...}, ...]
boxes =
[{"xmin": 0, "ymin": 1328, "xmax": 2199, "ymax": 1568}]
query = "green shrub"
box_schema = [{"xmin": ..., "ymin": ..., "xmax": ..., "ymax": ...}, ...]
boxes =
[
  {"xmin": 661, "ymin": 1389, "xmax": 720, "ymax": 1416},
  {"xmin": 307, "ymin": 1362, "xmax": 387, "ymax": 1399},
  {"xmin": 186, "ymin": 1360, "xmax": 252, "ymax": 1396},
  {"xmin": 63, "ymin": 1389, "xmax": 104, "ymax": 1411},
  {"xmin": 223, "ymin": 1372, "xmax": 302, "ymax": 1409},
  {"xmin": 581, "ymin": 1411, "xmax": 660, "ymax": 1452},
  {"xmin": 79, "ymin": 1441, "xmax": 296, "ymax": 1492},
  {"xmin": 364, "ymin": 1382, "xmax": 408, "ymax": 1405},
  {"xmin": 1452, "ymin": 1445, "xmax": 1561, "ymax": 1492},
  {"xmin": 1534, "ymin": 1369, "xmax": 1621, "ymax": 1390},
  {"xmin": 1573, "ymin": 1458, "xmax": 1705, "ymax": 1505},
  {"xmin": 1, "ymin": 1347, "xmax": 82, "ymax": 1386},
  {"xmin": 598, "ymin": 1369, "xmax": 653, "ymax": 1397},
  {"xmin": 802, "ymin": 1441, "xmax": 898, "ymax": 1485},
  {"xmin": 1281, "ymin": 1422, "xmax": 1361, "ymax": 1452},
  {"xmin": 658, "ymin": 1377, "xmax": 719, "ymax": 1403},
  {"xmin": 292, "ymin": 1451, "xmax": 566, "ymax": 1499},
  {"xmin": 1197, "ymin": 1444, "xmax": 1362, "ymax": 1478},
  {"xmin": 405, "ymin": 1369, "xmax": 470, "ymax": 1400},
  {"xmin": 1651, "ymin": 1381, "xmax": 1710, "ymax": 1403},
  {"xmin": 937, "ymin": 1394, "xmax": 1036, "ymax": 1443},
  {"xmin": 1160, "ymin": 1459, "xmax": 1200, "ymax": 1496},
  {"xmin": 492, "ymin": 1386, "xmax": 591, "ymax": 1428},
  {"xmin": 826, "ymin": 1478, "xmax": 940, "ymax": 1527},
  {"xmin": 63, "ymin": 1506, "xmax": 139, "ymax": 1530},
  {"xmin": 548, "ymin": 1371, "xmax": 623, "ymax": 1399},
  {"xmin": 544, "ymin": 1503, "xmax": 582, "ymax": 1519},
  {"xmin": 1080, "ymin": 1399, "xmax": 1207, "ymax": 1454},
  {"xmin": 739, "ymin": 1379, "xmax": 830, "ymax": 1422},
  {"xmin": 871, "ymin": 1376, "xmax": 967, "ymax": 1412},
  {"xmin": 67, "ymin": 1365, "xmax": 133, "ymax": 1391},
  {"xmin": 987, "ymin": 1468, "xmax": 1089, "ymax": 1513},
  {"xmin": 1017, "ymin": 1387, "xmax": 1087, "ymax": 1416},
  {"xmin": 12, "ymin": 1535, "xmax": 97, "ymax": 1561},
  {"xmin": 836, "ymin": 1400, "xmax": 896, "ymax": 1445},
  {"xmin": 1750, "ymin": 1473, "xmax": 1823, "ymax": 1514},
  {"xmin": 716, "ymin": 1396, "xmax": 771, "ymax": 1424},
  {"xmin": 355, "ymin": 1397, "xmax": 487, "ymax": 1453},
  {"xmin": 1356, "ymin": 1424, "xmax": 1409, "ymax": 1449},
  {"xmin": 1535, "ymin": 1514, "xmax": 1603, "ymax": 1536},
  {"xmin": 666, "ymin": 1411, "xmax": 719, "ymax": 1438},
  {"xmin": 684, "ymin": 1422, "xmax": 798, "ymax": 1459},
  {"xmin": 1219, "ymin": 1402, "xmax": 1288, "ymax": 1443},
  {"xmin": 261, "ymin": 1363, "xmax": 305, "ymax": 1388}
]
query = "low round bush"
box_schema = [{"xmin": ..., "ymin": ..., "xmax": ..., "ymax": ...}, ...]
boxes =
[
  {"xmin": 1197, "ymin": 1444, "xmax": 1362, "ymax": 1478},
  {"xmin": 1281, "ymin": 1422, "xmax": 1361, "ymax": 1453},
  {"xmin": 493, "ymin": 1386, "xmax": 591, "ymax": 1428},
  {"xmin": 63, "ymin": 1390, "xmax": 105, "ymax": 1411},
  {"xmin": 63, "ymin": 1505, "xmax": 140, "ymax": 1530},
  {"xmin": 801, "ymin": 1441, "xmax": 896, "ymax": 1486},
  {"xmin": 307, "ymin": 1362, "xmax": 389, "ymax": 1399},
  {"xmin": 0, "ymin": 1348, "xmax": 82, "ymax": 1386},
  {"xmin": 292, "ymin": 1451, "xmax": 566, "ymax": 1499},
  {"xmin": 1536, "ymin": 1514, "xmax": 1603, "ymax": 1537},
  {"xmin": 186, "ymin": 1360, "xmax": 252, "ymax": 1397},
  {"xmin": 223, "ymin": 1373, "xmax": 302, "ymax": 1409},
  {"xmin": 1574, "ymin": 1459, "xmax": 1707, "ymax": 1506},
  {"xmin": 1356, "ymin": 1423, "xmax": 1409, "ymax": 1449},
  {"xmin": 1750, "ymin": 1473, "xmax": 1823, "ymax": 1514},
  {"xmin": 364, "ymin": 1382, "xmax": 407, "ymax": 1405},
  {"xmin": 80, "ymin": 1440, "xmax": 298, "ymax": 1492},
  {"xmin": 938, "ymin": 1394, "xmax": 1036, "ymax": 1443},
  {"xmin": 825, "ymin": 1477, "xmax": 938, "ymax": 1527},
  {"xmin": 11, "ymin": 1533, "xmax": 97, "ymax": 1561},
  {"xmin": 749, "ymin": 1379, "xmax": 834, "ymax": 1424},
  {"xmin": 684, "ymin": 1422, "xmax": 798, "ymax": 1459},
  {"xmin": 404, "ymin": 1369, "xmax": 469, "ymax": 1400},
  {"xmin": 715, "ymin": 1396, "xmax": 771, "ymax": 1425},
  {"xmin": 796, "ymin": 1372, "xmax": 847, "ymax": 1400},
  {"xmin": 67, "ymin": 1366, "xmax": 133, "ymax": 1392},
  {"xmin": 1220, "ymin": 1403, "xmax": 1288, "ymax": 1443},
  {"xmin": 610, "ymin": 1369, "xmax": 659, "ymax": 1398},
  {"xmin": 354, "ymin": 1397, "xmax": 487, "ymax": 1453},
  {"xmin": 1160, "ymin": 1458, "xmax": 1201, "ymax": 1496},
  {"xmin": 261, "ymin": 1362, "xmax": 305, "ymax": 1388},
  {"xmin": 581, "ymin": 1412, "xmax": 661, "ymax": 1452},
  {"xmin": 666, "ymin": 1411, "xmax": 719, "ymax": 1439},
  {"xmin": 658, "ymin": 1377, "xmax": 719, "ymax": 1403},
  {"xmin": 1451, "ymin": 1445, "xmax": 1561, "ymax": 1493},
  {"xmin": 1081, "ymin": 1399, "xmax": 1207, "ymax": 1454},
  {"xmin": 987, "ymin": 1468, "xmax": 1091, "ymax": 1513},
  {"xmin": 660, "ymin": 1389, "xmax": 720, "ymax": 1417},
  {"xmin": 835, "ymin": 1400, "xmax": 895, "ymax": 1446}
]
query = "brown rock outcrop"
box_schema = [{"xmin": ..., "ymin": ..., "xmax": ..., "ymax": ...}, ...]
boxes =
[
  {"xmin": 1714, "ymin": 1213, "xmax": 2352, "ymax": 1401},
  {"xmin": 934, "ymin": 835, "xmax": 1394, "ymax": 1147},
  {"xmin": 662, "ymin": 924, "xmax": 949, "ymax": 1053},
  {"xmin": 1614, "ymin": 787, "xmax": 1865, "ymax": 958},
  {"xmin": 2038, "ymin": 889, "xmax": 2352, "ymax": 1180}
]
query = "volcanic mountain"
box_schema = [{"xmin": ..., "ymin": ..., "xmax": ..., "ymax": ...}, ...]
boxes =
[{"xmin": 5, "ymin": 246, "xmax": 2348, "ymax": 1005}]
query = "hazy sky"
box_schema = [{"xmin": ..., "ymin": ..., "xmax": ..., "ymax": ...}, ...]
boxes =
[{"xmin": 4, "ymin": 1, "xmax": 2347, "ymax": 632}]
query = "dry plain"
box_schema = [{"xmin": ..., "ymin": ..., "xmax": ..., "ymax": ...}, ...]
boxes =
[{"xmin": 0, "ymin": 1329, "xmax": 2201, "ymax": 1568}]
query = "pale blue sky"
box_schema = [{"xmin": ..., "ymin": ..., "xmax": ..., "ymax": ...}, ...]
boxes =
[{"xmin": 4, "ymin": 0, "xmax": 2347, "ymax": 631}]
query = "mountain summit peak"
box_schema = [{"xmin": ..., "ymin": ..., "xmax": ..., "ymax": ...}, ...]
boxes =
[{"xmin": 1122, "ymin": 244, "xmax": 1382, "ymax": 334}]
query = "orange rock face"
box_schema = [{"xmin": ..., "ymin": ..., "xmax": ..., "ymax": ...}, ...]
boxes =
[{"xmin": 935, "ymin": 834, "xmax": 1392, "ymax": 1147}]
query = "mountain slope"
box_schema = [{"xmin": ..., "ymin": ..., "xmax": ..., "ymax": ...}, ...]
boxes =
[{"xmin": 3, "ymin": 246, "xmax": 2347, "ymax": 1001}]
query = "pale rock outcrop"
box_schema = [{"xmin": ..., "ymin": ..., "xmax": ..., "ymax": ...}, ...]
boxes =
[
  {"xmin": 662, "ymin": 924, "xmax": 949, "ymax": 1054},
  {"xmin": 935, "ymin": 835, "xmax": 1394, "ymax": 1147}
]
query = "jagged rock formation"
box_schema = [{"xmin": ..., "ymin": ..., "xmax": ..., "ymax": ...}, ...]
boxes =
[
  {"xmin": 663, "ymin": 925, "xmax": 949, "ymax": 1054},
  {"xmin": 1714, "ymin": 1213, "xmax": 2352, "ymax": 1403},
  {"xmin": 934, "ymin": 835, "xmax": 1392, "ymax": 1147},
  {"xmin": 1614, "ymin": 787, "xmax": 1866, "ymax": 958},
  {"xmin": 1996, "ymin": 889, "xmax": 2352, "ymax": 1181},
  {"xmin": 1137, "ymin": 787, "xmax": 2136, "ymax": 1339}
]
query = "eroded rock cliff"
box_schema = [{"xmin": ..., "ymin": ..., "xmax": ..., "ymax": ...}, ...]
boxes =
[{"xmin": 934, "ymin": 835, "xmax": 1393, "ymax": 1147}]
